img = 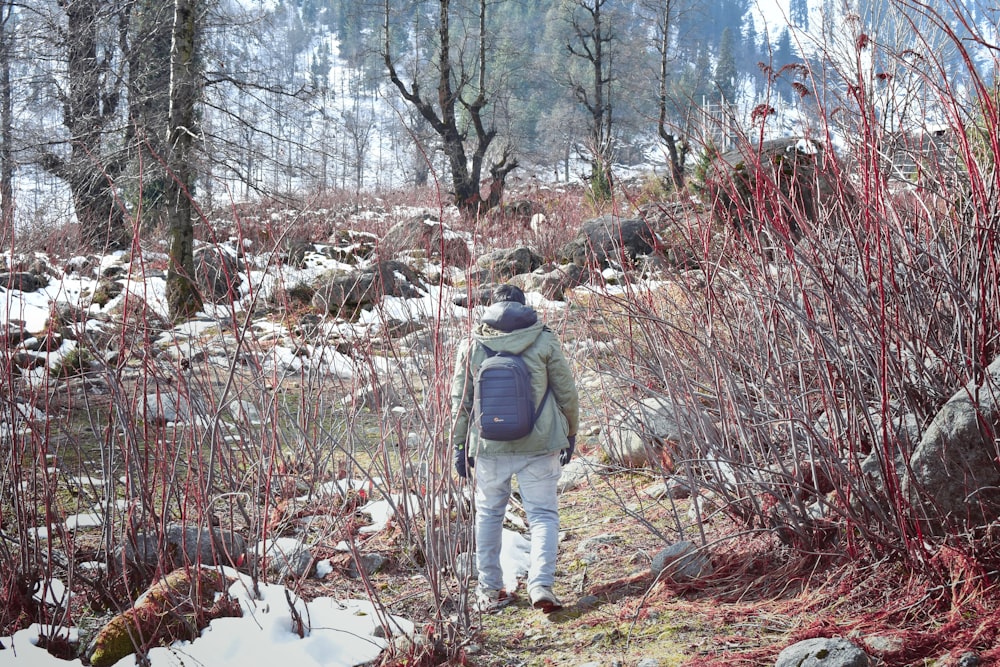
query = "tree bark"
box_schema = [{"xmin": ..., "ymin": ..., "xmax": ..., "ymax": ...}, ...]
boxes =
[
  {"xmin": 382, "ymin": 0, "xmax": 515, "ymax": 216},
  {"xmin": 165, "ymin": 0, "xmax": 203, "ymax": 322},
  {"xmin": 0, "ymin": 0, "xmax": 13, "ymax": 236},
  {"xmin": 46, "ymin": 0, "xmax": 130, "ymax": 250}
]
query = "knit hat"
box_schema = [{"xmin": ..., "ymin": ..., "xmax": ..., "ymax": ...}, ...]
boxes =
[{"xmin": 491, "ymin": 284, "xmax": 526, "ymax": 305}]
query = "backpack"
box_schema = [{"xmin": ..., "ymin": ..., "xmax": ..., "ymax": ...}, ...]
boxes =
[{"xmin": 473, "ymin": 343, "xmax": 550, "ymax": 441}]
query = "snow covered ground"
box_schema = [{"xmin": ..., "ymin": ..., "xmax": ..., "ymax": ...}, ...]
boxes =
[{"xmin": 0, "ymin": 241, "xmax": 539, "ymax": 667}]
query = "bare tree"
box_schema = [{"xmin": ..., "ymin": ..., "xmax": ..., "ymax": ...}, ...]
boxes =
[
  {"xmin": 648, "ymin": 0, "xmax": 688, "ymax": 190},
  {"xmin": 165, "ymin": 0, "xmax": 203, "ymax": 321},
  {"xmin": 565, "ymin": 0, "xmax": 615, "ymax": 200},
  {"xmin": 0, "ymin": 0, "xmax": 14, "ymax": 234},
  {"xmin": 36, "ymin": 0, "xmax": 131, "ymax": 250},
  {"xmin": 127, "ymin": 0, "xmax": 174, "ymax": 230},
  {"xmin": 382, "ymin": 0, "xmax": 516, "ymax": 216}
]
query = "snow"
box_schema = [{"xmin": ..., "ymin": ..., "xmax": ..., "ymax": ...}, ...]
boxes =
[
  {"xmin": 0, "ymin": 569, "xmax": 416, "ymax": 667},
  {"xmin": 1, "ymin": 498, "xmax": 531, "ymax": 667},
  {"xmin": 0, "ymin": 243, "xmax": 540, "ymax": 666}
]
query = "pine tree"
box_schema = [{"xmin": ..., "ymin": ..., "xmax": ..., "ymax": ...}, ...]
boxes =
[
  {"xmin": 790, "ymin": 0, "xmax": 808, "ymax": 30},
  {"xmin": 714, "ymin": 27, "xmax": 737, "ymax": 105}
]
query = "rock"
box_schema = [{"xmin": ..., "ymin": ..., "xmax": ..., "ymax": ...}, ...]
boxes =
[
  {"xmin": 906, "ymin": 355, "xmax": 1000, "ymax": 529},
  {"xmin": 957, "ymin": 651, "xmax": 981, "ymax": 666},
  {"xmin": 642, "ymin": 477, "xmax": 693, "ymax": 500},
  {"xmin": 255, "ymin": 537, "xmax": 313, "ymax": 579},
  {"xmin": 775, "ymin": 637, "xmax": 870, "ymax": 667},
  {"xmin": 348, "ymin": 553, "xmax": 387, "ymax": 578},
  {"xmin": 194, "ymin": 245, "xmax": 243, "ymax": 303},
  {"xmin": 0, "ymin": 322, "xmax": 27, "ymax": 348},
  {"xmin": 603, "ymin": 395, "xmax": 721, "ymax": 469},
  {"xmin": 380, "ymin": 214, "xmax": 470, "ymax": 267},
  {"xmin": 650, "ymin": 541, "xmax": 712, "ymax": 581},
  {"xmin": 560, "ymin": 216, "xmax": 659, "ymax": 269},
  {"xmin": 557, "ymin": 455, "xmax": 595, "ymax": 492},
  {"xmin": 122, "ymin": 524, "xmax": 246, "ymax": 570},
  {"xmin": 311, "ymin": 260, "xmax": 425, "ymax": 316},
  {"xmin": 86, "ymin": 567, "xmax": 238, "ymax": 667},
  {"xmin": 512, "ymin": 262, "xmax": 588, "ymax": 301},
  {"xmin": 576, "ymin": 534, "xmax": 621, "ymax": 553},
  {"xmin": 321, "ymin": 229, "xmax": 378, "ymax": 263},
  {"xmin": 0, "ymin": 271, "xmax": 45, "ymax": 292},
  {"xmin": 143, "ymin": 391, "xmax": 208, "ymax": 425},
  {"xmin": 229, "ymin": 399, "xmax": 262, "ymax": 424},
  {"xmin": 471, "ymin": 246, "xmax": 544, "ymax": 283},
  {"xmin": 284, "ymin": 238, "xmax": 317, "ymax": 267}
]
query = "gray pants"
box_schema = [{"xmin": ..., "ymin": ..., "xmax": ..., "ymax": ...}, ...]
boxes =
[{"xmin": 473, "ymin": 452, "xmax": 561, "ymax": 593}]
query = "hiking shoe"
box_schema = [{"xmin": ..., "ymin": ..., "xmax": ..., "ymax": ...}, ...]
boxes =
[
  {"xmin": 528, "ymin": 586, "xmax": 563, "ymax": 613},
  {"xmin": 474, "ymin": 587, "xmax": 513, "ymax": 613}
]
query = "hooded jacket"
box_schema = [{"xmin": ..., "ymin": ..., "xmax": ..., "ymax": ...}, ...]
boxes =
[{"xmin": 450, "ymin": 301, "xmax": 580, "ymax": 457}]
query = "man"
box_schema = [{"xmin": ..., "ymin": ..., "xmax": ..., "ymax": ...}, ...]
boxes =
[{"xmin": 450, "ymin": 284, "xmax": 580, "ymax": 613}]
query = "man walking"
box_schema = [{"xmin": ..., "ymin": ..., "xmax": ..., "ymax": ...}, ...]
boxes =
[{"xmin": 450, "ymin": 284, "xmax": 580, "ymax": 613}]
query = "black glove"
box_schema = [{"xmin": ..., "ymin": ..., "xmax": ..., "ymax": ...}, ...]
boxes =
[
  {"xmin": 559, "ymin": 435, "xmax": 576, "ymax": 466},
  {"xmin": 455, "ymin": 447, "xmax": 475, "ymax": 478}
]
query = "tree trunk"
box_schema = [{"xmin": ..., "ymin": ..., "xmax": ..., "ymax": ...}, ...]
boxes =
[
  {"xmin": 56, "ymin": 0, "xmax": 130, "ymax": 250},
  {"xmin": 382, "ymin": 0, "xmax": 515, "ymax": 217},
  {"xmin": 165, "ymin": 0, "xmax": 202, "ymax": 322},
  {"xmin": 0, "ymin": 1, "xmax": 13, "ymax": 236}
]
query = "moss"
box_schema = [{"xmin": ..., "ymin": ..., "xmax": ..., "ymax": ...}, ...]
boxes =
[{"xmin": 86, "ymin": 568, "xmax": 238, "ymax": 667}]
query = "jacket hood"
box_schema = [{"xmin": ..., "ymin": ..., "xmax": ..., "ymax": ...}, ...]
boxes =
[
  {"xmin": 473, "ymin": 317, "xmax": 545, "ymax": 355},
  {"xmin": 479, "ymin": 301, "xmax": 537, "ymax": 332}
]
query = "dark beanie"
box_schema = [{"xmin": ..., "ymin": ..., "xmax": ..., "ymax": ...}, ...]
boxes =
[{"xmin": 491, "ymin": 284, "xmax": 526, "ymax": 305}]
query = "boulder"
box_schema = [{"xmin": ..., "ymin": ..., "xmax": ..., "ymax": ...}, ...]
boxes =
[
  {"xmin": 123, "ymin": 524, "xmax": 246, "ymax": 570},
  {"xmin": 0, "ymin": 271, "xmax": 45, "ymax": 292},
  {"xmin": 906, "ymin": 355, "xmax": 1000, "ymax": 529},
  {"xmin": 255, "ymin": 537, "xmax": 313, "ymax": 579},
  {"xmin": 143, "ymin": 391, "xmax": 209, "ymax": 425},
  {"xmin": 194, "ymin": 246, "xmax": 242, "ymax": 303},
  {"xmin": 380, "ymin": 214, "xmax": 470, "ymax": 267},
  {"xmin": 472, "ymin": 246, "xmax": 544, "ymax": 283},
  {"xmin": 559, "ymin": 216, "xmax": 659, "ymax": 269},
  {"xmin": 603, "ymin": 395, "xmax": 722, "ymax": 469},
  {"xmin": 320, "ymin": 229, "xmax": 378, "ymax": 263},
  {"xmin": 650, "ymin": 541, "xmax": 713, "ymax": 582},
  {"xmin": 512, "ymin": 262, "xmax": 588, "ymax": 301},
  {"xmin": 775, "ymin": 637, "xmax": 870, "ymax": 667},
  {"xmin": 310, "ymin": 260, "xmax": 425, "ymax": 316}
]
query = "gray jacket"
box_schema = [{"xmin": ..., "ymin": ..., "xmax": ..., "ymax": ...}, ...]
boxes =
[{"xmin": 450, "ymin": 301, "xmax": 580, "ymax": 457}]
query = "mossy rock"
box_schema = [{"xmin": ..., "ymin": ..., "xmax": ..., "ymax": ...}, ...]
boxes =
[{"xmin": 86, "ymin": 568, "xmax": 239, "ymax": 667}]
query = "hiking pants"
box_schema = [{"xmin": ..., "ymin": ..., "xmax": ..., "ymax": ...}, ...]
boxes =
[{"xmin": 473, "ymin": 452, "xmax": 561, "ymax": 593}]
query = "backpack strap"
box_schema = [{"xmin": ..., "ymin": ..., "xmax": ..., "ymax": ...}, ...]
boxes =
[{"xmin": 533, "ymin": 384, "xmax": 551, "ymax": 421}]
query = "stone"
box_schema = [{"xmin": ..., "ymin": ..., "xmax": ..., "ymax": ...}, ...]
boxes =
[
  {"xmin": 472, "ymin": 246, "xmax": 544, "ymax": 282},
  {"xmin": 906, "ymin": 355, "xmax": 1000, "ymax": 529},
  {"xmin": 255, "ymin": 537, "xmax": 313, "ymax": 579},
  {"xmin": 194, "ymin": 245, "xmax": 243, "ymax": 303},
  {"xmin": 143, "ymin": 391, "xmax": 208, "ymax": 425},
  {"xmin": 775, "ymin": 637, "xmax": 870, "ymax": 667},
  {"xmin": 650, "ymin": 541, "xmax": 712, "ymax": 581},
  {"xmin": 380, "ymin": 214, "xmax": 470, "ymax": 267},
  {"xmin": 559, "ymin": 216, "xmax": 659, "ymax": 269},
  {"xmin": 122, "ymin": 524, "xmax": 246, "ymax": 570},
  {"xmin": 603, "ymin": 395, "xmax": 722, "ymax": 469}
]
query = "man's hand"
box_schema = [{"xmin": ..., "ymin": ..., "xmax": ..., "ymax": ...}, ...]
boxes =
[
  {"xmin": 455, "ymin": 448, "xmax": 475, "ymax": 478},
  {"xmin": 559, "ymin": 435, "xmax": 576, "ymax": 466}
]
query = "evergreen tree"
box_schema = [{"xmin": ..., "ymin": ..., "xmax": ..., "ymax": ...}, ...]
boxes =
[
  {"xmin": 714, "ymin": 27, "xmax": 737, "ymax": 105},
  {"xmin": 790, "ymin": 0, "xmax": 808, "ymax": 30}
]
